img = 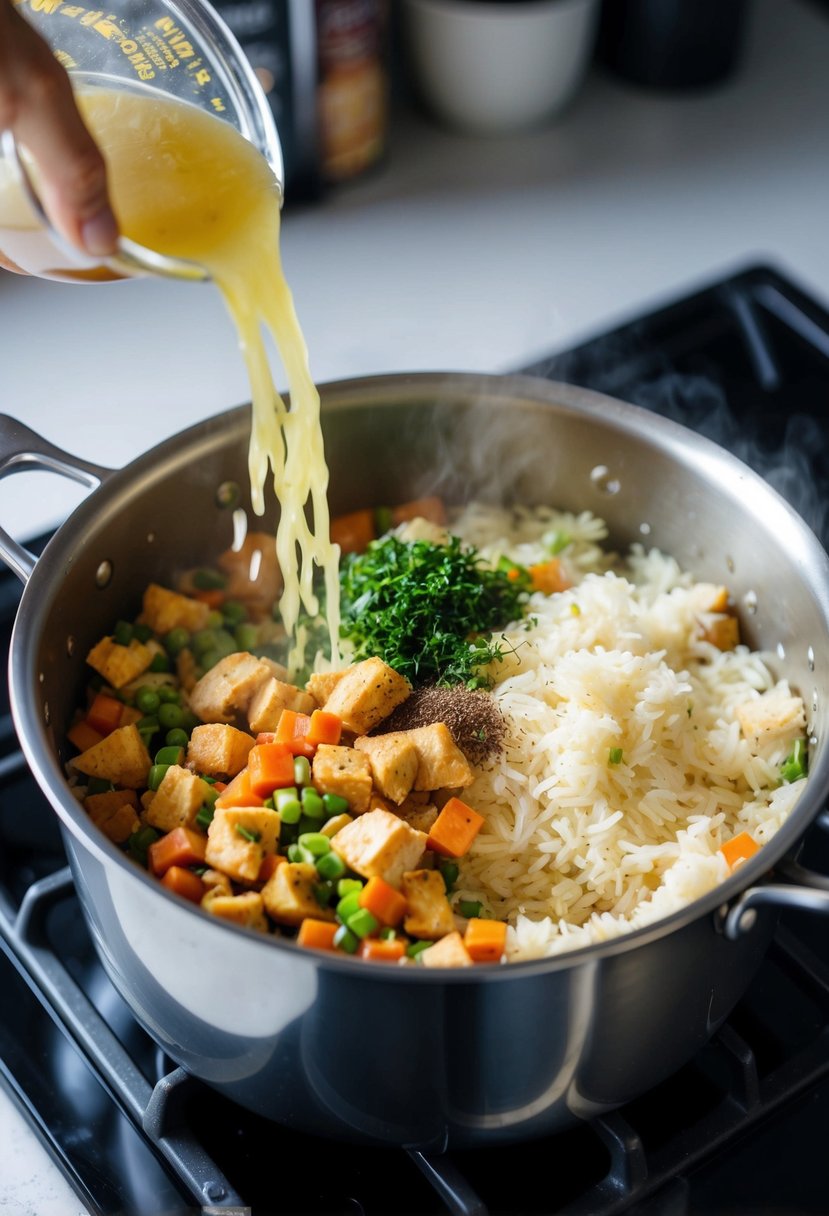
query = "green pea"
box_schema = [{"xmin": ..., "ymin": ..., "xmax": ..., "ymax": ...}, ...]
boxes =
[
  {"xmin": 322, "ymin": 793, "xmax": 350, "ymax": 817},
  {"xmin": 135, "ymin": 687, "xmax": 161, "ymax": 715},
  {"xmin": 149, "ymin": 653, "xmax": 170, "ymax": 673},
  {"xmin": 297, "ymin": 832, "xmax": 330, "ymax": 857},
  {"xmin": 133, "ymin": 623, "xmax": 153, "ymax": 644},
  {"xmin": 234, "ymin": 623, "xmax": 259, "ymax": 651},
  {"xmin": 154, "ymin": 745, "xmax": 185, "ymax": 766},
  {"xmin": 157, "ymin": 685, "xmax": 180, "ymax": 704},
  {"xmin": 165, "ymin": 728, "xmax": 190, "ymax": 749},
  {"xmin": 345, "ymin": 908, "xmax": 378, "ymax": 939},
  {"xmin": 164, "ymin": 627, "xmax": 190, "ymax": 656},
  {"xmin": 222, "ymin": 600, "xmax": 247, "ymax": 626},
  {"xmin": 147, "ymin": 764, "xmax": 170, "ymax": 791},
  {"xmin": 277, "ymin": 796, "xmax": 302, "ymax": 825},
  {"xmin": 333, "ymin": 924, "xmax": 359, "ymax": 954},
  {"xmin": 158, "ymin": 702, "xmax": 183, "ymax": 730},
  {"xmin": 316, "ymin": 851, "xmax": 346, "ymax": 881},
  {"xmin": 300, "ymin": 788, "xmax": 325, "ymax": 820},
  {"xmin": 113, "ymin": 619, "xmax": 133, "ymax": 646}
]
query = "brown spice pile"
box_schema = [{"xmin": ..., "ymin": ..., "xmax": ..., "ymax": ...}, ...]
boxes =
[{"xmin": 374, "ymin": 685, "xmax": 505, "ymax": 767}]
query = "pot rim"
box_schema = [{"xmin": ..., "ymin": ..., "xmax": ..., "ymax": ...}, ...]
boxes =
[{"xmin": 9, "ymin": 370, "xmax": 829, "ymax": 983}]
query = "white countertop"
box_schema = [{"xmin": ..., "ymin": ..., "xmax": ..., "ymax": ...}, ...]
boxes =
[{"xmin": 2, "ymin": 0, "xmax": 829, "ymax": 1207}]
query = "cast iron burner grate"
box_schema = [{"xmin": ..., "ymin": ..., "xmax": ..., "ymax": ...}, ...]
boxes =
[{"xmin": 3, "ymin": 262, "xmax": 829, "ymax": 1216}]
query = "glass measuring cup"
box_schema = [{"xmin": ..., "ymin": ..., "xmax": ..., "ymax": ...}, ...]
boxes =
[{"xmin": 0, "ymin": 0, "xmax": 284, "ymax": 282}]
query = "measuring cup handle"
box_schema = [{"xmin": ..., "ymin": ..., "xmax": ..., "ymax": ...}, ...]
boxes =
[{"xmin": 0, "ymin": 415, "xmax": 113, "ymax": 584}]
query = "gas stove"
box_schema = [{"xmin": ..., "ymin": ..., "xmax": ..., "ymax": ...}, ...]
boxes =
[{"xmin": 2, "ymin": 263, "xmax": 829, "ymax": 1216}]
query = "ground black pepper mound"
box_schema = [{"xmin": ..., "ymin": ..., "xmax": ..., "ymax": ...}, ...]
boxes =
[{"xmin": 373, "ymin": 685, "xmax": 505, "ymax": 767}]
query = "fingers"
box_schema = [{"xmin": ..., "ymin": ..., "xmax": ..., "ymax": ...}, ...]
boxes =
[{"xmin": 0, "ymin": 1, "xmax": 119, "ymax": 256}]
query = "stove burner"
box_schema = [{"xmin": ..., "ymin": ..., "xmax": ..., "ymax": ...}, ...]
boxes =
[{"xmin": 3, "ymin": 263, "xmax": 829, "ymax": 1215}]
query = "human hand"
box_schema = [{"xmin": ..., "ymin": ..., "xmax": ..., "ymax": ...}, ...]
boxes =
[{"xmin": 0, "ymin": 0, "xmax": 119, "ymax": 257}]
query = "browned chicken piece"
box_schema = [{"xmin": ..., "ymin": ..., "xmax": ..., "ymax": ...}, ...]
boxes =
[
  {"xmin": 71, "ymin": 724, "xmax": 151, "ymax": 789},
  {"xmin": 419, "ymin": 931, "xmax": 474, "ymax": 968},
  {"xmin": 199, "ymin": 868, "xmax": 233, "ymax": 908},
  {"xmin": 353, "ymin": 732, "xmax": 419, "ymax": 804},
  {"xmin": 86, "ymin": 636, "xmax": 155, "ymax": 690},
  {"xmin": 140, "ymin": 583, "xmax": 212, "ymax": 635},
  {"xmin": 248, "ymin": 677, "xmax": 316, "ymax": 733},
  {"xmin": 143, "ymin": 765, "xmax": 213, "ymax": 833},
  {"xmin": 188, "ymin": 652, "xmax": 274, "ymax": 724},
  {"xmin": 392, "ymin": 722, "xmax": 473, "ymax": 791},
  {"xmin": 262, "ymin": 862, "xmax": 336, "ymax": 926},
  {"xmin": 205, "ymin": 806, "xmax": 282, "ymax": 884},
  {"xmin": 217, "ymin": 532, "xmax": 283, "ymax": 619},
  {"xmin": 187, "ymin": 723, "xmax": 256, "ymax": 777},
  {"xmin": 321, "ymin": 657, "xmax": 411, "ymax": 734},
  {"xmin": 735, "ymin": 687, "xmax": 806, "ymax": 746},
  {"xmin": 206, "ymin": 890, "xmax": 269, "ymax": 931},
  {"xmin": 312, "ymin": 743, "xmax": 373, "ymax": 814},
  {"xmin": 699, "ymin": 615, "xmax": 740, "ymax": 650},
  {"xmin": 331, "ymin": 808, "xmax": 427, "ymax": 888},
  {"xmin": 401, "ymin": 869, "xmax": 456, "ymax": 939},
  {"xmin": 83, "ymin": 789, "xmax": 140, "ymax": 844},
  {"xmin": 397, "ymin": 799, "xmax": 439, "ymax": 834},
  {"xmin": 306, "ymin": 667, "xmax": 353, "ymax": 706}
]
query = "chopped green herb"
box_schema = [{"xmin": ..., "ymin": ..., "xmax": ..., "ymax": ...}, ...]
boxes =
[
  {"xmin": 608, "ymin": 747, "xmax": 623, "ymax": 765},
  {"xmin": 781, "ymin": 738, "xmax": 808, "ymax": 783},
  {"xmin": 543, "ymin": 529, "xmax": 572, "ymax": 556},
  {"xmin": 235, "ymin": 824, "xmax": 261, "ymax": 843},
  {"xmin": 458, "ymin": 899, "xmax": 483, "ymax": 919},
  {"xmin": 339, "ymin": 534, "xmax": 528, "ymax": 687},
  {"xmin": 195, "ymin": 804, "xmax": 215, "ymax": 831}
]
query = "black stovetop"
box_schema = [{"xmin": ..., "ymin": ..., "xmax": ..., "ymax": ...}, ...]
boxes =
[{"xmin": 2, "ymin": 263, "xmax": 829, "ymax": 1216}]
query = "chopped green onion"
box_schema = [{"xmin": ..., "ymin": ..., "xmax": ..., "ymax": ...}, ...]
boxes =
[
  {"xmin": 337, "ymin": 878, "xmax": 363, "ymax": 898},
  {"xmin": 438, "ymin": 860, "xmax": 459, "ymax": 892},
  {"xmin": 336, "ymin": 890, "xmax": 363, "ymax": 922},
  {"xmin": 345, "ymin": 908, "xmax": 378, "ymax": 939},
  {"xmin": 294, "ymin": 756, "xmax": 311, "ymax": 786},
  {"xmin": 314, "ymin": 881, "xmax": 335, "ymax": 908},
  {"xmin": 157, "ymin": 685, "xmax": 180, "ymax": 705},
  {"xmin": 406, "ymin": 940, "xmax": 431, "ymax": 960},
  {"xmin": 378, "ymin": 926, "xmax": 397, "ymax": 941},
  {"xmin": 300, "ymin": 787, "xmax": 325, "ymax": 819},
  {"xmin": 322, "ymin": 792, "xmax": 350, "ymax": 817},
  {"xmin": 333, "ymin": 924, "xmax": 360, "ymax": 954},
  {"xmin": 147, "ymin": 763, "xmax": 170, "ymax": 791},
  {"xmin": 195, "ymin": 804, "xmax": 215, "ymax": 831},
  {"xmin": 781, "ymin": 738, "xmax": 808, "ymax": 783},
  {"xmin": 298, "ymin": 832, "xmax": 331, "ymax": 857},
  {"xmin": 127, "ymin": 825, "xmax": 160, "ymax": 866},
  {"xmin": 458, "ymin": 899, "xmax": 483, "ymax": 919},
  {"xmin": 235, "ymin": 824, "xmax": 261, "ymax": 843},
  {"xmin": 608, "ymin": 747, "xmax": 623, "ymax": 765}
]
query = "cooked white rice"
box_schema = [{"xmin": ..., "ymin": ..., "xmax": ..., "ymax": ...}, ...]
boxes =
[{"xmin": 448, "ymin": 504, "xmax": 807, "ymax": 962}]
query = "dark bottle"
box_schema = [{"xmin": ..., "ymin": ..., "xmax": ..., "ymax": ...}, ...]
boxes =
[{"xmin": 597, "ymin": 0, "xmax": 751, "ymax": 91}]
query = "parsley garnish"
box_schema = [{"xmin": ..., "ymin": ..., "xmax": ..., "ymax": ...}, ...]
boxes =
[{"xmin": 339, "ymin": 535, "xmax": 528, "ymax": 687}]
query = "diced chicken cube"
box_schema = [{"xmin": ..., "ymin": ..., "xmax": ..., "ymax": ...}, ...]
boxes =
[
  {"xmin": 83, "ymin": 789, "xmax": 140, "ymax": 844},
  {"xmin": 332, "ymin": 808, "xmax": 427, "ymax": 888},
  {"xmin": 217, "ymin": 532, "xmax": 282, "ymax": 618},
  {"xmin": 735, "ymin": 687, "xmax": 806, "ymax": 746},
  {"xmin": 144, "ymin": 765, "xmax": 213, "ymax": 833},
  {"xmin": 187, "ymin": 723, "xmax": 255, "ymax": 777},
  {"xmin": 71, "ymin": 724, "xmax": 151, "ymax": 789},
  {"xmin": 408, "ymin": 723, "xmax": 473, "ymax": 791},
  {"xmin": 306, "ymin": 667, "xmax": 352, "ymax": 707},
  {"xmin": 402, "ymin": 869, "xmax": 456, "ymax": 939},
  {"xmin": 188, "ymin": 652, "xmax": 272, "ymax": 724},
  {"xmin": 140, "ymin": 583, "xmax": 211, "ymax": 635},
  {"xmin": 353, "ymin": 733, "xmax": 419, "ymax": 804},
  {"xmin": 206, "ymin": 890, "xmax": 269, "ymax": 931},
  {"xmin": 86, "ymin": 636, "xmax": 154, "ymax": 689},
  {"xmin": 321, "ymin": 657, "xmax": 411, "ymax": 734},
  {"xmin": 262, "ymin": 862, "xmax": 335, "ymax": 927},
  {"xmin": 312, "ymin": 744, "xmax": 373, "ymax": 814},
  {"xmin": 419, "ymin": 931, "xmax": 473, "ymax": 968},
  {"xmin": 398, "ymin": 799, "xmax": 439, "ymax": 834},
  {"xmin": 247, "ymin": 677, "xmax": 316, "ymax": 734},
  {"xmin": 699, "ymin": 615, "xmax": 740, "ymax": 650},
  {"xmin": 205, "ymin": 806, "xmax": 282, "ymax": 884},
  {"xmin": 199, "ymin": 868, "xmax": 233, "ymax": 909}
]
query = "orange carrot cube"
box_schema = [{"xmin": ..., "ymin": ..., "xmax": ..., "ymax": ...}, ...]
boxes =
[
  {"xmin": 246, "ymin": 742, "xmax": 296, "ymax": 797},
  {"xmin": 720, "ymin": 831, "xmax": 760, "ymax": 871},
  {"xmin": 86, "ymin": 692, "xmax": 124, "ymax": 737},
  {"xmin": 427, "ymin": 797, "xmax": 485, "ymax": 859},
  {"xmin": 359, "ymin": 937, "xmax": 406, "ymax": 962},
  {"xmin": 148, "ymin": 827, "xmax": 207, "ymax": 877},
  {"xmin": 297, "ymin": 918, "xmax": 339, "ymax": 951},
  {"xmin": 307, "ymin": 710, "xmax": 342, "ymax": 747},
  {"xmin": 358, "ymin": 875, "xmax": 407, "ymax": 926},
  {"xmin": 464, "ymin": 918, "xmax": 507, "ymax": 963},
  {"xmin": 214, "ymin": 768, "xmax": 265, "ymax": 810},
  {"xmin": 161, "ymin": 865, "xmax": 206, "ymax": 904}
]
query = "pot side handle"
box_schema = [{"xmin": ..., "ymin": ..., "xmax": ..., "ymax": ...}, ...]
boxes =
[
  {"xmin": 0, "ymin": 415, "xmax": 113, "ymax": 584},
  {"xmin": 723, "ymin": 851, "xmax": 829, "ymax": 939}
]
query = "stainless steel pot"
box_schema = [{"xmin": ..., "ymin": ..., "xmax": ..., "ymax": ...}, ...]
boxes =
[{"xmin": 3, "ymin": 373, "xmax": 829, "ymax": 1150}]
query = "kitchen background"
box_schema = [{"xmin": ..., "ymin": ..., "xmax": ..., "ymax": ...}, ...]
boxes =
[{"xmin": 2, "ymin": 0, "xmax": 829, "ymax": 1211}]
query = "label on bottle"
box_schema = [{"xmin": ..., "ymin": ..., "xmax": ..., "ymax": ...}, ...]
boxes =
[{"xmin": 316, "ymin": 0, "xmax": 388, "ymax": 183}]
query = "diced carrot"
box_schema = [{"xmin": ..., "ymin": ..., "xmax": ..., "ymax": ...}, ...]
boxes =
[
  {"xmin": 359, "ymin": 937, "xmax": 407, "ymax": 962},
  {"xmin": 427, "ymin": 797, "xmax": 485, "ymax": 859},
  {"xmin": 306, "ymin": 709, "xmax": 342, "ymax": 747},
  {"xmin": 68, "ymin": 720, "xmax": 104, "ymax": 753},
  {"xmin": 391, "ymin": 496, "xmax": 446, "ymax": 526},
  {"xmin": 86, "ymin": 692, "xmax": 124, "ymax": 736},
  {"xmin": 464, "ymin": 918, "xmax": 507, "ymax": 963},
  {"xmin": 255, "ymin": 732, "xmax": 276, "ymax": 745},
  {"xmin": 330, "ymin": 509, "xmax": 376, "ymax": 554},
  {"xmin": 192, "ymin": 588, "xmax": 225, "ymax": 608},
  {"xmin": 274, "ymin": 710, "xmax": 316, "ymax": 757},
  {"xmin": 257, "ymin": 853, "xmax": 285, "ymax": 883},
  {"xmin": 528, "ymin": 559, "xmax": 571, "ymax": 595},
  {"xmin": 358, "ymin": 875, "xmax": 407, "ymax": 926},
  {"xmin": 161, "ymin": 865, "xmax": 206, "ymax": 904},
  {"xmin": 246, "ymin": 742, "xmax": 296, "ymax": 797},
  {"xmin": 720, "ymin": 831, "xmax": 760, "ymax": 871},
  {"xmin": 148, "ymin": 826, "xmax": 207, "ymax": 877},
  {"xmin": 214, "ymin": 767, "xmax": 265, "ymax": 809},
  {"xmin": 297, "ymin": 918, "xmax": 339, "ymax": 951}
]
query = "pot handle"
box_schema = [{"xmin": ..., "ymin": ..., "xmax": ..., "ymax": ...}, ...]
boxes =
[
  {"xmin": 723, "ymin": 817, "xmax": 829, "ymax": 938},
  {"xmin": 0, "ymin": 415, "xmax": 113, "ymax": 584}
]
